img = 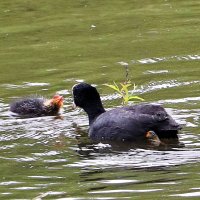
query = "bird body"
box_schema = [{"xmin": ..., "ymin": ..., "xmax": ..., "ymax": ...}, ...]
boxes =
[
  {"xmin": 10, "ymin": 95, "xmax": 63, "ymax": 117},
  {"xmin": 89, "ymin": 109, "xmax": 151, "ymax": 141},
  {"xmin": 73, "ymin": 83, "xmax": 181, "ymax": 142},
  {"xmin": 89, "ymin": 104, "xmax": 180, "ymax": 142}
]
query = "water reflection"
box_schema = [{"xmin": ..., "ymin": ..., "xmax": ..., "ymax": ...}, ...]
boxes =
[{"xmin": 70, "ymin": 146, "xmax": 200, "ymax": 170}]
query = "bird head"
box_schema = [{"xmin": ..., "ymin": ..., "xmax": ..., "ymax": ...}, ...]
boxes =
[
  {"xmin": 51, "ymin": 95, "xmax": 64, "ymax": 108},
  {"xmin": 72, "ymin": 83, "xmax": 101, "ymax": 109},
  {"xmin": 145, "ymin": 130, "xmax": 161, "ymax": 145},
  {"xmin": 44, "ymin": 95, "xmax": 64, "ymax": 109}
]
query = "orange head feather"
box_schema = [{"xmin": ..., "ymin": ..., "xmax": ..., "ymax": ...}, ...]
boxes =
[{"xmin": 50, "ymin": 95, "xmax": 64, "ymax": 108}]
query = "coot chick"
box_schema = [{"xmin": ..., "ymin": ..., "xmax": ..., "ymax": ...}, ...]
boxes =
[
  {"xmin": 10, "ymin": 95, "xmax": 64, "ymax": 117},
  {"xmin": 73, "ymin": 83, "xmax": 181, "ymax": 142},
  {"xmin": 145, "ymin": 130, "xmax": 162, "ymax": 146}
]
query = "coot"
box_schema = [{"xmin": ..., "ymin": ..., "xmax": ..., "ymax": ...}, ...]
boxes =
[
  {"xmin": 72, "ymin": 83, "xmax": 181, "ymax": 142},
  {"xmin": 10, "ymin": 95, "xmax": 64, "ymax": 117}
]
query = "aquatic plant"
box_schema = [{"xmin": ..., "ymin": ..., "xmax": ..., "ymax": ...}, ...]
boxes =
[
  {"xmin": 104, "ymin": 81, "xmax": 144, "ymax": 105},
  {"xmin": 104, "ymin": 62, "xmax": 144, "ymax": 105}
]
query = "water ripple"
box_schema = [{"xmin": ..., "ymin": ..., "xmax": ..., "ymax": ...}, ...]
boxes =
[
  {"xmin": 2, "ymin": 82, "xmax": 50, "ymax": 89},
  {"xmin": 131, "ymin": 54, "xmax": 200, "ymax": 65},
  {"xmin": 0, "ymin": 181, "xmax": 24, "ymax": 186},
  {"xmin": 171, "ymin": 191, "xmax": 200, "ymax": 197},
  {"xmin": 69, "ymin": 148, "xmax": 200, "ymax": 169},
  {"xmin": 89, "ymin": 188, "xmax": 163, "ymax": 194},
  {"xmin": 140, "ymin": 80, "xmax": 200, "ymax": 95}
]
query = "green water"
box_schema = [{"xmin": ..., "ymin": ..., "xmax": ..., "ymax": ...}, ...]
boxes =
[{"xmin": 0, "ymin": 0, "xmax": 200, "ymax": 199}]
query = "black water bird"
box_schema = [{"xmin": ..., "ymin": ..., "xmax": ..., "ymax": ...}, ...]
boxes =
[
  {"xmin": 72, "ymin": 83, "xmax": 181, "ymax": 142},
  {"xmin": 10, "ymin": 95, "xmax": 64, "ymax": 117}
]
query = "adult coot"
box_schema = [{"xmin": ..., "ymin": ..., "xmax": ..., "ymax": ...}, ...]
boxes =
[
  {"xmin": 10, "ymin": 95, "xmax": 64, "ymax": 117},
  {"xmin": 73, "ymin": 83, "xmax": 181, "ymax": 142}
]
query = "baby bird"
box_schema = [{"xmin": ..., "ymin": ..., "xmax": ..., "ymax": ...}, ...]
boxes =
[{"xmin": 10, "ymin": 95, "xmax": 64, "ymax": 117}]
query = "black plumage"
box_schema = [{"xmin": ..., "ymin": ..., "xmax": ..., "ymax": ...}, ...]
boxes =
[
  {"xmin": 10, "ymin": 95, "xmax": 63, "ymax": 117},
  {"xmin": 73, "ymin": 83, "xmax": 181, "ymax": 142}
]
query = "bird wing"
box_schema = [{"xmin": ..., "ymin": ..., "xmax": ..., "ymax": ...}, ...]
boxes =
[{"xmin": 89, "ymin": 109, "xmax": 157, "ymax": 141}]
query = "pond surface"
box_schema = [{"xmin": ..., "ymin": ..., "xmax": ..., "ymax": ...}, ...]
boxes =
[{"xmin": 0, "ymin": 0, "xmax": 200, "ymax": 199}]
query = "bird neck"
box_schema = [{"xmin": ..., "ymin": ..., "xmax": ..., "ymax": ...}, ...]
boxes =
[{"xmin": 84, "ymin": 102, "xmax": 105, "ymax": 125}]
